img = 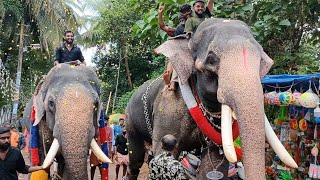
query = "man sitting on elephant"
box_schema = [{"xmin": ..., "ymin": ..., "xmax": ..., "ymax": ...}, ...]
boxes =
[
  {"xmin": 184, "ymin": 0, "xmax": 213, "ymax": 34},
  {"xmin": 54, "ymin": 30, "xmax": 86, "ymax": 66}
]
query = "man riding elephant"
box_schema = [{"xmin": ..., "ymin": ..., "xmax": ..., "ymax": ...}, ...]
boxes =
[{"xmin": 126, "ymin": 18, "xmax": 297, "ymax": 180}]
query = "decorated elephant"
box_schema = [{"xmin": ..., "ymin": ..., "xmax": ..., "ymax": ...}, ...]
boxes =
[
  {"xmin": 23, "ymin": 64, "xmax": 111, "ymax": 179},
  {"xmin": 126, "ymin": 18, "xmax": 297, "ymax": 179}
]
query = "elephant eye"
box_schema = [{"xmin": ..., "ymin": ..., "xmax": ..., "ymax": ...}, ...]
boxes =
[
  {"xmin": 206, "ymin": 52, "xmax": 219, "ymax": 66},
  {"xmin": 48, "ymin": 100, "xmax": 55, "ymax": 112}
]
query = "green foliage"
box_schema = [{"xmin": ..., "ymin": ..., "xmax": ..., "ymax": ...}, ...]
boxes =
[
  {"xmin": 112, "ymin": 87, "xmax": 138, "ymax": 113},
  {"xmin": 91, "ymin": 0, "xmax": 167, "ymax": 112},
  {"xmin": 133, "ymin": 0, "xmax": 320, "ymax": 75}
]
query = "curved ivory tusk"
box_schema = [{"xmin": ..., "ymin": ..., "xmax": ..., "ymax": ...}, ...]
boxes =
[
  {"xmin": 42, "ymin": 138, "xmax": 60, "ymax": 169},
  {"xmin": 90, "ymin": 139, "xmax": 113, "ymax": 163},
  {"xmin": 265, "ymin": 115, "xmax": 298, "ymax": 168},
  {"xmin": 221, "ymin": 105, "xmax": 237, "ymax": 163},
  {"xmin": 33, "ymin": 117, "xmax": 41, "ymax": 126}
]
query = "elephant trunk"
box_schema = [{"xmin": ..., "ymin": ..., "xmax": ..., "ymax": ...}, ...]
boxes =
[
  {"xmin": 54, "ymin": 85, "xmax": 96, "ymax": 179},
  {"xmin": 216, "ymin": 42, "xmax": 266, "ymax": 179},
  {"xmin": 219, "ymin": 76, "xmax": 265, "ymax": 179}
]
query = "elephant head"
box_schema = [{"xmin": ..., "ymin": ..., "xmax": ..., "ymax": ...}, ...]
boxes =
[
  {"xmin": 31, "ymin": 64, "xmax": 111, "ymax": 179},
  {"xmin": 155, "ymin": 18, "xmax": 296, "ymax": 179}
]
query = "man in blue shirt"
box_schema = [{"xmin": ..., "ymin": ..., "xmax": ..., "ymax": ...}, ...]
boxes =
[
  {"xmin": 54, "ymin": 30, "xmax": 86, "ymax": 66},
  {"xmin": 112, "ymin": 118, "xmax": 125, "ymax": 156}
]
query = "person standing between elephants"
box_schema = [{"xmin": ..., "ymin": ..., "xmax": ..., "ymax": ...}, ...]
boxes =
[
  {"xmin": 0, "ymin": 126, "xmax": 43, "ymax": 179},
  {"xmin": 114, "ymin": 127, "xmax": 129, "ymax": 179},
  {"xmin": 149, "ymin": 134, "xmax": 187, "ymax": 180},
  {"xmin": 54, "ymin": 30, "xmax": 86, "ymax": 66},
  {"xmin": 112, "ymin": 118, "xmax": 125, "ymax": 154},
  {"xmin": 184, "ymin": 0, "xmax": 214, "ymax": 34},
  {"xmin": 104, "ymin": 115, "xmax": 113, "ymax": 159}
]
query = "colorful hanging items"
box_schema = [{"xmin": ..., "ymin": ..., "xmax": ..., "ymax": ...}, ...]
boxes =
[
  {"xmin": 267, "ymin": 91, "xmax": 278, "ymax": 105},
  {"xmin": 292, "ymin": 90, "xmax": 302, "ymax": 106},
  {"xmin": 279, "ymin": 91, "xmax": 293, "ymax": 106},
  {"xmin": 299, "ymin": 118, "xmax": 308, "ymax": 131},
  {"xmin": 300, "ymin": 89, "xmax": 319, "ymax": 109},
  {"xmin": 308, "ymin": 145, "xmax": 319, "ymax": 178},
  {"xmin": 314, "ymin": 106, "xmax": 320, "ymax": 123},
  {"xmin": 289, "ymin": 118, "xmax": 298, "ymax": 130},
  {"xmin": 278, "ymin": 106, "xmax": 288, "ymax": 121}
]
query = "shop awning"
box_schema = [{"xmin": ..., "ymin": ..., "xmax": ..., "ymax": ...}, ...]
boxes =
[{"xmin": 262, "ymin": 73, "xmax": 320, "ymax": 92}]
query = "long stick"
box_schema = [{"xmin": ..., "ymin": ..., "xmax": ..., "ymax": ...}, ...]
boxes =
[{"xmin": 105, "ymin": 91, "xmax": 112, "ymax": 114}]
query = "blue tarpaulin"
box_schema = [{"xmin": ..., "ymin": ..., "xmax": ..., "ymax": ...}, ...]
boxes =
[{"xmin": 262, "ymin": 73, "xmax": 320, "ymax": 92}]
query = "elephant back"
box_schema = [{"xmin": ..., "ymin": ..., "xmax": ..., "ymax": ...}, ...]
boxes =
[{"xmin": 126, "ymin": 79, "xmax": 164, "ymax": 138}]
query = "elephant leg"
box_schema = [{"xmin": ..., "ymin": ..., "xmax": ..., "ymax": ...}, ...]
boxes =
[
  {"xmin": 127, "ymin": 131, "xmax": 146, "ymax": 180},
  {"xmin": 198, "ymin": 146, "xmax": 229, "ymax": 180}
]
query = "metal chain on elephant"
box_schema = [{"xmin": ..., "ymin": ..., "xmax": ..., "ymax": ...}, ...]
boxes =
[{"xmin": 141, "ymin": 76, "xmax": 162, "ymax": 138}]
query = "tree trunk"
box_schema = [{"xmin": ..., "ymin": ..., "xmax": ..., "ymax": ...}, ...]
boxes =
[
  {"xmin": 12, "ymin": 21, "xmax": 25, "ymax": 122},
  {"xmin": 121, "ymin": 41, "xmax": 133, "ymax": 89}
]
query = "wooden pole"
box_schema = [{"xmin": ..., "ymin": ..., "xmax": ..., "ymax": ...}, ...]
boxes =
[{"xmin": 105, "ymin": 91, "xmax": 112, "ymax": 115}]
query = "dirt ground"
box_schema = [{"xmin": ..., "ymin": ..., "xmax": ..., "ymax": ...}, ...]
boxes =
[{"xmin": 19, "ymin": 150, "xmax": 149, "ymax": 180}]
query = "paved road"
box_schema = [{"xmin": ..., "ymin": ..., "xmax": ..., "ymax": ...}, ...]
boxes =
[{"xmin": 19, "ymin": 150, "xmax": 149, "ymax": 180}]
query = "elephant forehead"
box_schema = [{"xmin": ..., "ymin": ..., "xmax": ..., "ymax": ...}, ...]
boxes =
[{"xmin": 56, "ymin": 86, "xmax": 96, "ymax": 107}]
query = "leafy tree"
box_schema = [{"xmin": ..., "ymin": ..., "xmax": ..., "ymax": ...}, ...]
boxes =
[
  {"xmin": 86, "ymin": 0, "xmax": 166, "ymax": 113},
  {"xmin": 0, "ymin": 0, "xmax": 84, "ymax": 113},
  {"xmin": 134, "ymin": 0, "xmax": 320, "ymax": 75}
]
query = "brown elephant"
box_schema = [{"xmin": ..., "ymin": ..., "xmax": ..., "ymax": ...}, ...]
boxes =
[
  {"xmin": 126, "ymin": 18, "xmax": 297, "ymax": 179},
  {"xmin": 23, "ymin": 64, "xmax": 111, "ymax": 179}
]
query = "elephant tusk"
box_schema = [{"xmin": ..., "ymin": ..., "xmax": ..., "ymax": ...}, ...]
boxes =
[
  {"xmin": 90, "ymin": 139, "xmax": 113, "ymax": 164},
  {"xmin": 221, "ymin": 105, "xmax": 237, "ymax": 163},
  {"xmin": 33, "ymin": 117, "xmax": 41, "ymax": 127},
  {"xmin": 265, "ymin": 115, "xmax": 298, "ymax": 168},
  {"xmin": 42, "ymin": 138, "xmax": 60, "ymax": 169}
]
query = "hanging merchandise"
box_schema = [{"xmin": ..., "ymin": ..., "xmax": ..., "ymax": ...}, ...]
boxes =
[
  {"xmin": 308, "ymin": 145, "xmax": 319, "ymax": 179},
  {"xmin": 299, "ymin": 118, "xmax": 308, "ymax": 131},
  {"xmin": 300, "ymin": 81, "xmax": 319, "ymax": 108},
  {"xmin": 279, "ymin": 91, "xmax": 294, "ymax": 106},
  {"xmin": 267, "ymin": 91, "xmax": 278, "ymax": 105},
  {"xmin": 314, "ymin": 105, "xmax": 320, "ymax": 123},
  {"xmin": 280, "ymin": 123, "xmax": 290, "ymax": 142},
  {"xmin": 292, "ymin": 90, "xmax": 302, "ymax": 106}
]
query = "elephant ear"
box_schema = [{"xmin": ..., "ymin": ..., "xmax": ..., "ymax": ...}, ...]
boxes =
[
  {"xmin": 33, "ymin": 76, "xmax": 47, "ymax": 123},
  {"xmin": 260, "ymin": 51, "xmax": 274, "ymax": 79},
  {"xmin": 154, "ymin": 39, "xmax": 193, "ymax": 84}
]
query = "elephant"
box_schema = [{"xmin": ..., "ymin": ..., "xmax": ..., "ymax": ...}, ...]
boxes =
[
  {"xmin": 126, "ymin": 18, "xmax": 297, "ymax": 180},
  {"xmin": 23, "ymin": 64, "xmax": 111, "ymax": 179}
]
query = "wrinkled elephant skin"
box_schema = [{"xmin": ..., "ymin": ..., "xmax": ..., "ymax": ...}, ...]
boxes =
[
  {"xmin": 126, "ymin": 18, "xmax": 279, "ymax": 180},
  {"xmin": 23, "ymin": 64, "xmax": 101, "ymax": 180}
]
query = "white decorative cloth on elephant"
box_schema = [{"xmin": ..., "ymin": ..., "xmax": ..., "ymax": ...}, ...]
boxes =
[
  {"xmin": 149, "ymin": 151, "xmax": 187, "ymax": 180},
  {"xmin": 115, "ymin": 152, "xmax": 129, "ymax": 166}
]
